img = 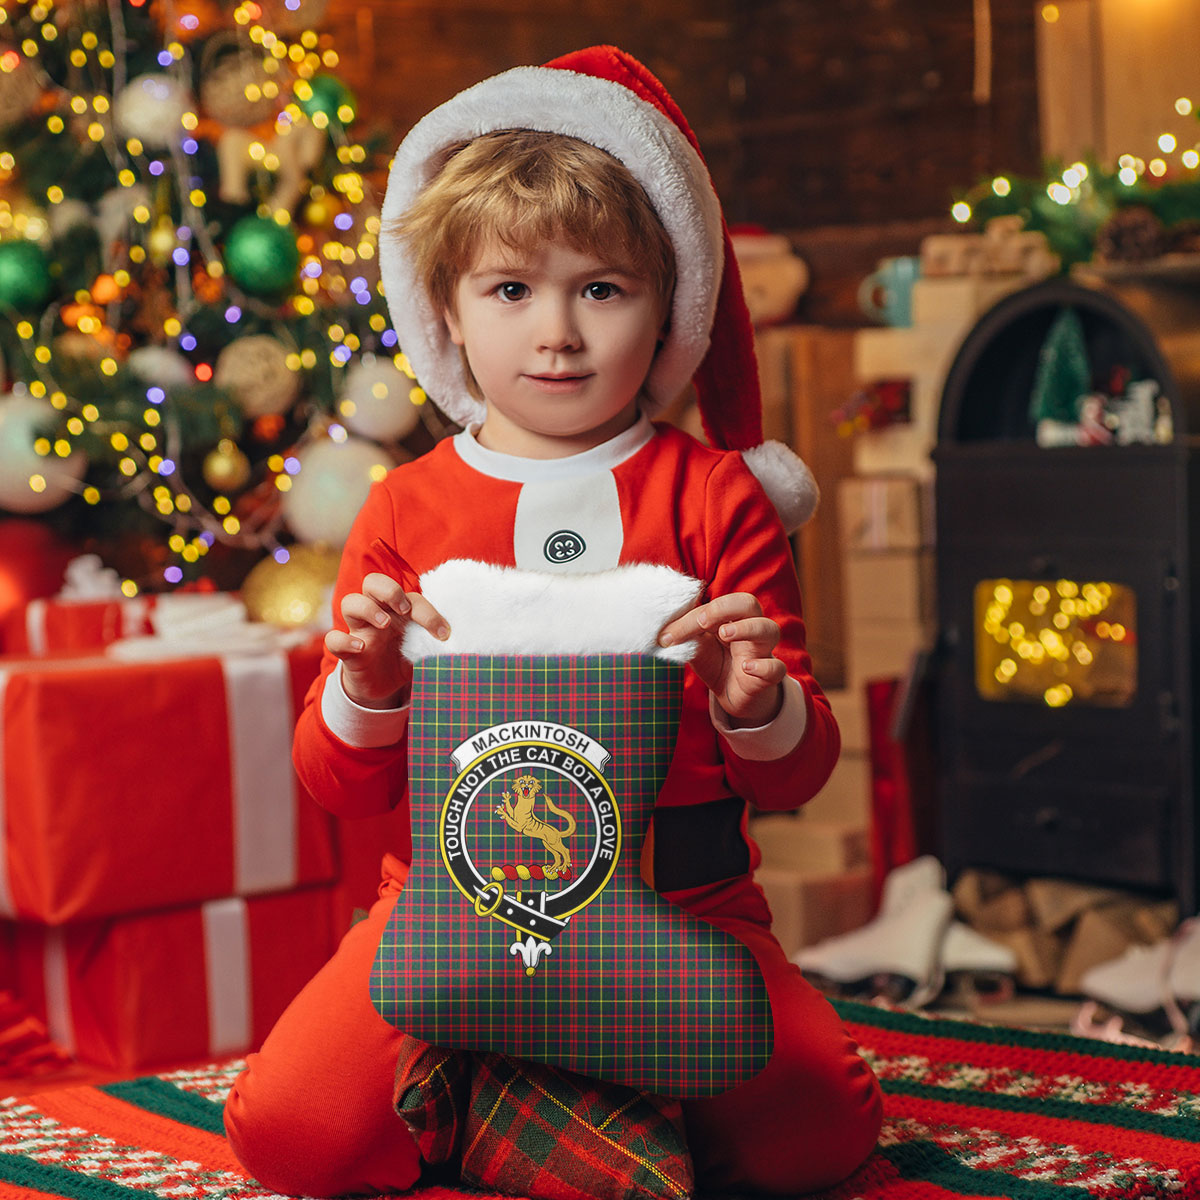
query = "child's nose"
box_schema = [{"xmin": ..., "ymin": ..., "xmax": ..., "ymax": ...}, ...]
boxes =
[{"xmin": 536, "ymin": 298, "xmax": 581, "ymax": 352}]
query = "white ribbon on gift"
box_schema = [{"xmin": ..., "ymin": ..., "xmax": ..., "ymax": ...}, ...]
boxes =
[
  {"xmin": 42, "ymin": 927, "xmax": 74, "ymax": 1054},
  {"xmin": 221, "ymin": 653, "xmax": 299, "ymax": 896},
  {"xmin": 40, "ymin": 896, "xmax": 253, "ymax": 1059},
  {"xmin": 202, "ymin": 896, "xmax": 253, "ymax": 1055}
]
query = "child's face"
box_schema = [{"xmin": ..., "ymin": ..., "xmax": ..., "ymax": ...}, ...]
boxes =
[{"xmin": 443, "ymin": 238, "xmax": 663, "ymax": 457}]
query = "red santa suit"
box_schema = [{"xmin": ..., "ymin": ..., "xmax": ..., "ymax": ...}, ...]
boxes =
[
  {"xmin": 224, "ymin": 43, "xmax": 881, "ymax": 1199},
  {"xmin": 225, "ymin": 417, "xmax": 882, "ymax": 1195}
]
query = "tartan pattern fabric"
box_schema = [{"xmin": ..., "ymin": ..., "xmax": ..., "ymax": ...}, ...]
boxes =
[
  {"xmin": 393, "ymin": 1034, "xmax": 694, "ymax": 1200},
  {"xmin": 395, "ymin": 1035, "xmax": 472, "ymax": 1166},
  {"xmin": 461, "ymin": 1051, "xmax": 693, "ymax": 1200},
  {"xmin": 370, "ymin": 654, "xmax": 773, "ymax": 1097}
]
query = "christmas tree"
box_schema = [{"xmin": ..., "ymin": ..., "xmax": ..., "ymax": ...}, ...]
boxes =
[{"xmin": 0, "ymin": 0, "xmax": 440, "ymax": 596}]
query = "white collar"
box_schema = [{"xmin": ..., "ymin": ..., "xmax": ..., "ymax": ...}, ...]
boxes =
[{"xmin": 451, "ymin": 412, "xmax": 654, "ymax": 483}]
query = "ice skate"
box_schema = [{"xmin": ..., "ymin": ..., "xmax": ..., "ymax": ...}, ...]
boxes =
[
  {"xmin": 1077, "ymin": 918, "xmax": 1200, "ymax": 1048},
  {"xmin": 793, "ymin": 856, "xmax": 954, "ymax": 1008},
  {"xmin": 940, "ymin": 921, "xmax": 1017, "ymax": 1005}
]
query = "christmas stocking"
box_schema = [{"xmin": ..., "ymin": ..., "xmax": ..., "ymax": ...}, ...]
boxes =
[{"xmin": 370, "ymin": 561, "xmax": 773, "ymax": 1097}]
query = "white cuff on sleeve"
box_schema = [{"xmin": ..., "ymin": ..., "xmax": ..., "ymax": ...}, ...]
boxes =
[
  {"xmin": 320, "ymin": 661, "xmax": 410, "ymax": 748},
  {"xmin": 710, "ymin": 675, "xmax": 808, "ymax": 761}
]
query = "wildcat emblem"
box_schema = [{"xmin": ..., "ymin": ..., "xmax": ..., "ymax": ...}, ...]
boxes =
[
  {"xmin": 496, "ymin": 774, "xmax": 576, "ymax": 876},
  {"xmin": 440, "ymin": 721, "xmax": 621, "ymax": 973}
]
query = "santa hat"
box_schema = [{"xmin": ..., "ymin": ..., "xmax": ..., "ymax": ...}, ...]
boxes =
[{"xmin": 379, "ymin": 45, "xmax": 818, "ymax": 530}]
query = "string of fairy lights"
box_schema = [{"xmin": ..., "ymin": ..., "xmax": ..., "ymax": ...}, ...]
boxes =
[
  {"xmin": 0, "ymin": 0, "xmax": 432, "ymax": 592},
  {"xmin": 977, "ymin": 579, "xmax": 1134, "ymax": 709},
  {"xmin": 951, "ymin": 24, "xmax": 1197, "ymax": 231}
]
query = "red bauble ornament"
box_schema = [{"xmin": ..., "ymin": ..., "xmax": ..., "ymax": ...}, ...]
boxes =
[{"xmin": 0, "ymin": 519, "xmax": 76, "ymax": 651}]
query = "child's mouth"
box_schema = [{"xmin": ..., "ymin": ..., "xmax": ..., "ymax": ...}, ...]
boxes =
[{"xmin": 526, "ymin": 373, "xmax": 592, "ymax": 392}]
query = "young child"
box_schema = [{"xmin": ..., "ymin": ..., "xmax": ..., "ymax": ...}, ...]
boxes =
[{"xmin": 225, "ymin": 46, "xmax": 882, "ymax": 1197}]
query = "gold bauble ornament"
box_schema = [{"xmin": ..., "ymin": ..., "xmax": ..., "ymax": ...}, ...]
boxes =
[
  {"xmin": 202, "ymin": 438, "xmax": 252, "ymax": 491},
  {"xmin": 215, "ymin": 334, "xmax": 301, "ymax": 418},
  {"xmin": 303, "ymin": 197, "xmax": 332, "ymax": 228},
  {"xmin": 148, "ymin": 217, "xmax": 178, "ymax": 267},
  {"xmin": 241, "ymin": 543, "xmax": 340, "ymax": 628}
]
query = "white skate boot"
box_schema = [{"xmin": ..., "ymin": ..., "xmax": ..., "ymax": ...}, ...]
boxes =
[
  {"xmin": 941, "ymin": 920, "xmax": 1018, "ymax": 1004},
  {"xmin": 1077, "ymin": 918, "xmax": 1200, "ymax": 1048},
  {"xmin": 793, "ymin": 856, "xmax": 954, "ymax": 1007}
]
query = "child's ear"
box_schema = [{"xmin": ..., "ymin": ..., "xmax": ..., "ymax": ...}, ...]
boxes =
[{"xmin": 443, "ymin": 307, "xmax": 464, "ymax": 346}]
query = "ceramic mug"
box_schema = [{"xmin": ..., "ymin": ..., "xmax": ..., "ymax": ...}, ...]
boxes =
[{"xmin": 858, "ymin": 255, "xmax": 922, "ymax": 326}]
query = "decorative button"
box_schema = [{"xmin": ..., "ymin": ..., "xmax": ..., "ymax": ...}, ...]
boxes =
[{"xmin": 544, "ymin": 530, "xmax": 586, "ymax": 564}]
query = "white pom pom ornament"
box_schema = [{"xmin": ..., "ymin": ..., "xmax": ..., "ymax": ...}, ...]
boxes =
[
  {"xmin": 281, "ymin": 434, "xmax": 393, "ymax": 545},
  {"xmin": 127, "ymin": 345, "xmax": 196, "ymax": 388},
  {"xmin": 337, "ymin": 354, "xmax": 421, "ymax": 442},
  {"xmin": 113, "ymin": 74, "xmax": 192, "ymax": 148},
  {"xmin": 0, "ymin": 389, "xmax": 86, "ymax": 514}
]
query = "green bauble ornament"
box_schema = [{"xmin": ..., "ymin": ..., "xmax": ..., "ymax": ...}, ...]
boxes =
[
  {"xmin": 296, "ymin": 74, "xmax": 356, "ymax": 128},
  {"xmin": 224, "ymin": 215, "xmax": 301, "ymax": 296},
  {"xmin": 0, "ymin": 241, "xmax": 53, "ymax": 310}
]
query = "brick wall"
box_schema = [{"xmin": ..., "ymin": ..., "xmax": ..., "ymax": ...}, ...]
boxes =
[{"xmin": 328, "ymin": 0, "xmax": 1041, "ymax": 236}]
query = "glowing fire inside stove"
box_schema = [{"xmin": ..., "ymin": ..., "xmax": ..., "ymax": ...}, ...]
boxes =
[{"xmin": 974, "ymin": 578, "xmax": 1137, "ymax": 707}]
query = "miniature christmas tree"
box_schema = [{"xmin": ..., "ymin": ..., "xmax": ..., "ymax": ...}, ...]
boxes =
[
  {"xmin": 0, "ymin": 0, "xmax": 439, "ymax": 593},
  {"xmin": 1029, "ymin": 306, "xmax": 1091, "ymax": 426}
]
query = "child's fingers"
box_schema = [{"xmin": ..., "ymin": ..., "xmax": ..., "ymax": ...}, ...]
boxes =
[
  {"xmin": 340, "ymin": 590, "xmax": 399, "ymax": 633},
  {"xmin": 738, "ymin": 656, "xmax": 787, "ymax": 685},
  {"xmin": 361, "ymin": 572, "xmax": 412, "ymax": 619},
  {"xmin": 716, "ymin": 616, "xmax": 780, "ymax": 653},
  {"xmin": 659, "ymin": 592, "xmax": 760, "ymax": 647},
  {"xmin": 407, "ymin": 593, "xmax": 451, "ymax": 641},
  {"xmin": 324, "ymin": 628, "xmax": 366, "ymax": 659}
]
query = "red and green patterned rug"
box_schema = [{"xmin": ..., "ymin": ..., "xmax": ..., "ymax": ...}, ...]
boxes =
[{"xmin": 2, "ymin": 998, "xmax": 1200, "ymax": 1200}]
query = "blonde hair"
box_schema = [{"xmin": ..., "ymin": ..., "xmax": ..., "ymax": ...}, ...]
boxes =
[{"xmin": 391, "ymin": 129, "xmax": 676, "ymax": 326}]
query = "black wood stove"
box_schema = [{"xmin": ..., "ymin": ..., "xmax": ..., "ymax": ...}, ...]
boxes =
[{"xmin": 934, "ymin": 276, "xmax": 1200, "ymax": 913}]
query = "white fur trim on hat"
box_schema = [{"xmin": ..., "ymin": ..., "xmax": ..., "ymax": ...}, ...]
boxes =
[
  {"xmin": 401, "ymin": 560, "xmax": 702, "ymax": 662},
  {"xmin": 379, "ymin": 65, "xmax": 724, "ymax": 429}
]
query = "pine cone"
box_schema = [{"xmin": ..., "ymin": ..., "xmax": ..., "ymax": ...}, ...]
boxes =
[{"xmin": 1095, "ymin": 206, "xmax": 1167, "ymax": 263}]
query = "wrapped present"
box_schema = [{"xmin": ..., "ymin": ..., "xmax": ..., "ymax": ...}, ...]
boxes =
[
  {"xmin": 11, "ymin": 887, "xmax": 338, "ymax": 1070},
  {"xmin": 0, "ymin": 641, "xmax": 337, "ymax": 923},
  {"xmin": 5, "ymin": 596, "xmax": 155, "ymax": 654}
]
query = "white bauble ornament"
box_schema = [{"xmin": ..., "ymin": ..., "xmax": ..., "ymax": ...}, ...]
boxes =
[
  {"xmin": 0, "ymin": 53, "xmax": 43, "ymax": 131},
  {"xmin": 96, "ymin": 184, "xmax": 151, "ymax": 264},
  {"xmin": 214, "ymin": 334, "xmax": 301, "ymax": 418},
  {"xmin": 0, "ymin": 389, "xmax": 86, "ymax": 514},
  {"xmin": 127, "ymin": 345, "xmax": 195, "ymax": 388},
  {"xmin": 338, "ymin": 354, "xmax": 421, "ymax": 442},
  {"xmin": 200, "ymin": 49, "xmax": 277, "ymax": 127},
  {"xmin": 48, "ymin": 199, "xmax": 94, "ymax": 240},
  {"xmin": 281, "ymin": 435, "xmax": 392, "ymax": 545},
  {"xmin": 113, "ymin": 74, "xmax": 192, "ymax": 147}
]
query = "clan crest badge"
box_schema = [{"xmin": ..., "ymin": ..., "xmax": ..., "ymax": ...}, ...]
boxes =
[{"xmin": 441, "ymin": 721, "xmax": 620, "ymax": 975}]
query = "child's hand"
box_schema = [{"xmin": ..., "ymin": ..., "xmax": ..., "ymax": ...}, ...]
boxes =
[
  {"xmin": 324, "ymin": 573, "xmax": 449, "ymax": 709},
  {"xmin": 658, "ymin": 592, "xmax": 786, "ymax": 727}
]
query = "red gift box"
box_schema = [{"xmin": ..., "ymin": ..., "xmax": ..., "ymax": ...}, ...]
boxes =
[
  {"xmin": 12, "ymin": 886, "xmax": 339, "ymax": 1071},
  {"xmin": 4, "ymin": 597, "xmax": 156, "ymax": 655},
  {"xmin": 0, "ymin": 642, "xmax": 337, "ymax": 923}
]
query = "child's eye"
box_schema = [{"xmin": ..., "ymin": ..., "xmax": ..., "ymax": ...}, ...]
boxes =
[
  {"xmin": 585, "ymin": 282, "xmax": 619, "ymax": 301},
  {"xmin": 497, "ymin": 282, "xmax": 528, "ymax": 301}
]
